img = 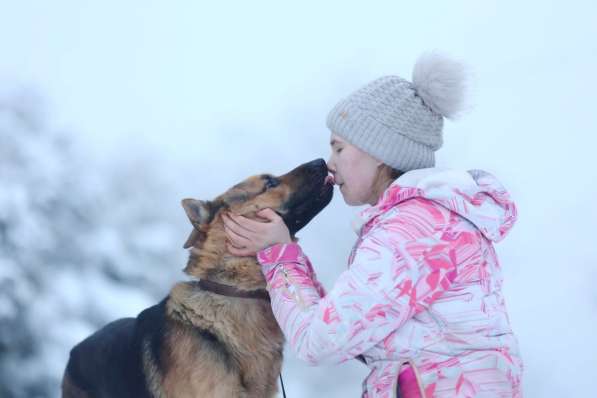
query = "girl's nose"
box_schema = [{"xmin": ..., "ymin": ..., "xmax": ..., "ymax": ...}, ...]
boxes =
[{"xmin": 326, "ymin": 156, "xmax": 336, "ymax": 173}]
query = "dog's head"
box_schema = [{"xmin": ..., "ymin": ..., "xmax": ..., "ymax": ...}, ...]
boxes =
[{"xmin": 181, "ymin": 158, "xmax": 333, "ymax": 288}]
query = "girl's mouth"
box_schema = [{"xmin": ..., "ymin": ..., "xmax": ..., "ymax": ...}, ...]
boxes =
[{"xmin": 326, "ymin": 174, "xmax": 344, "ymax": 189}]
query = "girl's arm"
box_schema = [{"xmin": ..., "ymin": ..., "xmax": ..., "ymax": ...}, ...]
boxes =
[{"xmin": 257, "ymin": 224, "xmax": 462, "ymax": 366}]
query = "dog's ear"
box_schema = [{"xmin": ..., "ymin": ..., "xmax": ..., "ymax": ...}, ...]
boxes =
[
  {"xmin": 181, "ymin": 199, "xmax": 211, "ymax": 249},
  {"xmin": 182, "ymin": 198, "xmax": 211, "ymax": 225},
  {"xmin": 183, "ymin": 229, "xmax": 206, "ymax": 250}
]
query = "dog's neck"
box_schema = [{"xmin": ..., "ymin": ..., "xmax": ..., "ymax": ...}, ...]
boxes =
[
  {"xmin": 166, "ymin": 280, "xmax": 284, "ymax": 360},
  {"xmin": 192, "ymin": 279, "xmax": 270, "ymax": 301},
  {"xmin": 183, "ymin": 223, "xmax": 267, "ymax": 291}
]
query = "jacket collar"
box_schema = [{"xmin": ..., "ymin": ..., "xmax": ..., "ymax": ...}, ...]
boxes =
[
  {"xmin": 351, "ymin": 167, "xmax": 517, "ymax": 242},
  {"xmin": 350, "ymin": 169, "xmax": 436, "ymax": 235}
]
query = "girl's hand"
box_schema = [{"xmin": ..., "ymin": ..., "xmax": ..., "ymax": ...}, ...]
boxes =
[{"xmin": 222, "ymin": 208, "xmax": 292, "ymax": 257}]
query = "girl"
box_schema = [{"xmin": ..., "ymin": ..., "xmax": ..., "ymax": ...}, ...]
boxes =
[{"xmin": 223, "ymin": 52, "xmax": 523, "ymax": 397}]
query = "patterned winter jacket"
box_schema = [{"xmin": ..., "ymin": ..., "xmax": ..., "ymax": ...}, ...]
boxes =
[{"xmin": 257, "ymin": 168, "xmax": 523, "ymax": 397}]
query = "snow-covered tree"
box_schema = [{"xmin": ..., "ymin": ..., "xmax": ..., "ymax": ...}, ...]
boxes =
[{"xmin": 0, "ymin": 88, "xmax": 186, "ymax": 397}]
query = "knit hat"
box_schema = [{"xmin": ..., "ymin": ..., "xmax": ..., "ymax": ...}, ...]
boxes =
[{"xmin": 326, "ymin": 52, "xmax": 468, "ymax": 171}]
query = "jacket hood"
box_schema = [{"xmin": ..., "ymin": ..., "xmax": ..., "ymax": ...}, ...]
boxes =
[{"xmin": 355, "ymin": 168, "xmax": 517, "ymax": 242}]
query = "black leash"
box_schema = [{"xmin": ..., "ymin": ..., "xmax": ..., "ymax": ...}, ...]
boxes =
[{"xmin": 279, "ymin": 372, "xmax": 287, "ymax": 398}]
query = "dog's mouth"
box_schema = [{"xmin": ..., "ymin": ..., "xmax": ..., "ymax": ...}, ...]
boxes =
[{"xmin": 280, "ymin": 159, "xmax": 334, "ymax": 235}]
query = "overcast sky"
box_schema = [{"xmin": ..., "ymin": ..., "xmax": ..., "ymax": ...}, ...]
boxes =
[{"xmin": 2, "ymin": 1, "xmax": 596, "ymax": 396}]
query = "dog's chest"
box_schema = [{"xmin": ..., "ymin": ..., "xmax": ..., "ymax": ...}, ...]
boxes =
[{"xmin": 159, "ymin": 323, "xmax": 283, "ymax": 398}]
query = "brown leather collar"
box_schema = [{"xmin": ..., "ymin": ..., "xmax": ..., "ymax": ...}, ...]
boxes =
[{"xmin": 194, "ymin": 279, "xmax": 270, "ymax": 302}]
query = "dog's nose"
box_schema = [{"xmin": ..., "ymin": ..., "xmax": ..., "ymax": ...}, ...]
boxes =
[
  {"xmin": 304, "ymin": 158, "xmax": 328, "ymax": 176},
  {"xmin": 304, "ymin": 158, "xmax": 326, "ymax": 169}
]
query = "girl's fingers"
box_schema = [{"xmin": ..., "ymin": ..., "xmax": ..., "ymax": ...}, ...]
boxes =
[
  {"xmin": 224, "ymin": 224, "xmax": 252, "ymax": 247},
  {"xmin": 257, "ymin": 208, "xmax": 279, "ymax": 221},
  {"xmin": 226, "ymin": 242, "xmax": 254, "ymax": 257},
  {"xmin": 228, "ymin": 213, "xmax": 266, "ymax": 233},
  {"xmin": 223, "ymin": 213, "xmax": 254, "ymax": 236},
  {"xmin": 227, "ymin": 243, "xmax": 242, "ymax": 256}
]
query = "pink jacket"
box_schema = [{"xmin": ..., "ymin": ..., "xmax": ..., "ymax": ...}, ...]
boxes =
[{"xmin": 257, "ymin": 168, "xmax": 523, "ymax": 397}]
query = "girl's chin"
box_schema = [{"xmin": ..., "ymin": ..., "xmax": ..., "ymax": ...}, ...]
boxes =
[{"xmin": 339, "ymin": 189, "xmax": 357, "ymax": 206}]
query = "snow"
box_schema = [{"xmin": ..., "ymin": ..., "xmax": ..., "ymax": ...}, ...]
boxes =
[
  {"xmin": 0, "ymin": 93, "xmax": 184, "ymax": 396},
  {"xmin": 1, "ymin": 2, "xmax": 597, "ymax": 396}
]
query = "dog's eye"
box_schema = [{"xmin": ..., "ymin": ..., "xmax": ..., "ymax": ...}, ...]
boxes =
[{"xmin": 264, "ymin": 176, "xmax": 279, "ymax": 189}]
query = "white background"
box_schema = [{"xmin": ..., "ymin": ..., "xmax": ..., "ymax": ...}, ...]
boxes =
[{"xmin": 1, "ymin": 1, "xmax": 596, "ymax": 396}]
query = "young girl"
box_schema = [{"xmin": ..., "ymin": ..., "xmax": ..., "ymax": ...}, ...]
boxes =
[{"xmin": 223, "ymin": 52, "xmax": 523, "ymax": 398}]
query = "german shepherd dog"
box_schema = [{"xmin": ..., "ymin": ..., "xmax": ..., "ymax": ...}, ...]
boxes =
[{"xmin": 62, "ymin": 159, "xmax": 333, "ymax": 398}]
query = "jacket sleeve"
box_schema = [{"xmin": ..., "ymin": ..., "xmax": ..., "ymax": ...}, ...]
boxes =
[{"xmin": 256, "ymin": 225, "xmax": 459, "ymax": 366}]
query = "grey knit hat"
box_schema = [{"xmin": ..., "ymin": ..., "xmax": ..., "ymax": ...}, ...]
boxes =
[{"xmin": 326, "ymin": 52, "xmax": 467, "ymax": 171}]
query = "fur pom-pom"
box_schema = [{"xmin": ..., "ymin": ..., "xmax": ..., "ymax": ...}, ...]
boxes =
[{"xmin": 412, "ymin": 51, "xmax": 468, "ymax": 119}]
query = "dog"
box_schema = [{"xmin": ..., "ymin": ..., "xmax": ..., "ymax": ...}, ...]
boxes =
[{"xmin": 62, "ymin": 158, "xmax": 334, "ymax": 398}]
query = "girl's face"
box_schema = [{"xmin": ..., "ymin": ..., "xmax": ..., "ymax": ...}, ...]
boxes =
[{"xmin": 327, "ymin": 133, "xmax": 382, "ymax": 206}]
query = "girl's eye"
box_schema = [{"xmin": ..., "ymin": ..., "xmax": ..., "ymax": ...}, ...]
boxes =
[{"xmin": 336, "ymin": 147, "xmax": 343, "ymax": 154}]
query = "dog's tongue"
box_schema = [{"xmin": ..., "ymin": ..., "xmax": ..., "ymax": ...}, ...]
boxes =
[{"xmin": 325, "ymin": 175, "xmax": 335, "ymax": 185}]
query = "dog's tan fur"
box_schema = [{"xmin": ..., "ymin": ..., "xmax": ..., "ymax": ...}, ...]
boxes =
[
  {"xmin": 63, "ymin": 160, "xmax": 332, "ymax": 397},
  {"xmin": 161, "ymin": 283, "xmax": 283, "ymax": 397},
  {"xmin": 144, "ymin": 174, "xmax": 290, "ymax": 398},
  {"xmin": 183, "ymin": 174, "xmax": 295, "ymax": 289}
]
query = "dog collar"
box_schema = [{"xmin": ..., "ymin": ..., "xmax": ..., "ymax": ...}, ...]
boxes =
[{"xmin": 194, "ymin": 279, "xmax": 271, "ymax": 301}]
